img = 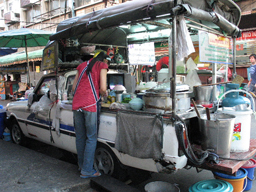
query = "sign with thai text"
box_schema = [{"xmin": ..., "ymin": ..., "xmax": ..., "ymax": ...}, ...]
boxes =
[
  {"xmin": 237, "ymin": 30, "xmax": 256, "ymax": 41},
  {"xmin": 128, "ymin": 42, "xmax": 155, "ymax": 65},
  {"xmin": 199, "ymin": 31, "xmax": 233, "ymax": 64}
]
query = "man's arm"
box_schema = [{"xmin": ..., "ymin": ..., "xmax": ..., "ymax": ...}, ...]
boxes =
[
  {"xmin": 99, "ymin": 69, "xmax": 108, "ymax": 96},
  {"xmin": 248, "ymin": 78, "xmax": 252, "ymax": 87},
  {"xmin": 72, "ymin": 72, "xmax": 79, "ymax": 92}
]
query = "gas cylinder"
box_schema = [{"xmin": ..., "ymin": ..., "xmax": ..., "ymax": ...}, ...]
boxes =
[{"xmin": 222, "ymin": 83, "xmax": 250, "ymax": 107}]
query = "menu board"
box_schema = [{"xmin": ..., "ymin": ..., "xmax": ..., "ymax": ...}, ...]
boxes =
[
  {"xmin": 199, "ymin": 31, "xmax": 233, "ymax": 64},
  {"xmin": 128, "ymin": 42, "xmax": 155, "ymax": 65}
]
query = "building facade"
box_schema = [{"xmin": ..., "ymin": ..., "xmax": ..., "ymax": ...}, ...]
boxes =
[{"xmin": 0, "ymin": 0, "xmax": 127, "ymax": 32}]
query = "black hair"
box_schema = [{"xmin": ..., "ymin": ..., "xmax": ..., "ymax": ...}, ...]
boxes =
[
  {"xmin": 249, "ymin": 54, "xmax": 256, "ymax": 60},
  {"xmin": 86, "ymin": 51, "xmax": 109, "ymax": 74}
]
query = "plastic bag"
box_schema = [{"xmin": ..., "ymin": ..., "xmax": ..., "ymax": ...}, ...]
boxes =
[
  {"xmin": 185, "ymin": 69, "xmax": 202, "ymax": 90},
  {"xmin": 186, "ymin": 57, "xmax": 198, "ymax": 72},
  {"xmin": 33, "ymin": 94, "xmax": 52, "ymax": 116}
]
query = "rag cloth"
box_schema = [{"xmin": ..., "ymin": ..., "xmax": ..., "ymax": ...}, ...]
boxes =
[{"xmin": 115, "ymin": 111, "xmax": 163, "ymax": 159}]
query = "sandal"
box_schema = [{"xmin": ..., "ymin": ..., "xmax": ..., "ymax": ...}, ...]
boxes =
[{"xmin": 80, "ymin": 170, "xmax": 101, "ymax": 179}]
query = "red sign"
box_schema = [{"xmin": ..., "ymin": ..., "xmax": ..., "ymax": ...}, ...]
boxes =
[
  {"xmin": 237, "ymin": 30, "xmax": 256, "ymax": 41},
  {"xmin": 234, "ymin": 123, "xmax": 241, "ymax": 132}
]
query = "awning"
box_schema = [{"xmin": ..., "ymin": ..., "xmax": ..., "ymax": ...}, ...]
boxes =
[
  {"xmin": 0, "ymin": 49, "xmax": 43, "ymax": 67},
  {"xmin": 0, "ymin": 47, "xmax": 17, "ymax": 56},
  {"xmin": 238, "ymin": 13, "xmax": 256, "ymax": 30},
  {"xmin": 50, "ymin": 0, "xmax": 241, "ymax": 44}
]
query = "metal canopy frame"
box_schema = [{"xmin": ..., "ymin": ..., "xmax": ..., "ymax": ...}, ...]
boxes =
[{"xmin": 48, "ymin": 0, "xmax": 242, "ymax": 115}]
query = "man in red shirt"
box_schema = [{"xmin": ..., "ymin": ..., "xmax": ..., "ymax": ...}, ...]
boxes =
[{"xmin": 72, "ymin": 51, "xmax": 110, "ymax": 178}]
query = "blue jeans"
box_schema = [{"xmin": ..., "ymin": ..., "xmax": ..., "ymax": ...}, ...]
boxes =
[{"xmin": 73, "ymin": 109, "xmax": 98, "ymax": 175}]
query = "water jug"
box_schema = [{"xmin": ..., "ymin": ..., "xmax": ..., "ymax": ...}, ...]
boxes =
[{"xmin": 222, "ymin": 83, "xmax": 250, "ymax": 107}]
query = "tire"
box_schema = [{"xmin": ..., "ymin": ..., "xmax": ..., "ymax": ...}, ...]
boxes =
[
  {"xmin": 10, "ymin": 121, "xmax": 26, "ymax": 146},
  {"xmin": 95, "ymin": 143, "xmax": 128, "ymax": 181}
]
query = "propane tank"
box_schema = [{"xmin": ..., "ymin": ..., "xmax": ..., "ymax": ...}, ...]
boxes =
[{"xmin": 222, "ymin": 83, "xmax": 250, "ymax": 107}]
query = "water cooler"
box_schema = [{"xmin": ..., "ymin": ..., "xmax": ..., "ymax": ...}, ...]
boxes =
[{"xmin": 220, "ymin": 83, "xmax": 252, "ymax": 152}]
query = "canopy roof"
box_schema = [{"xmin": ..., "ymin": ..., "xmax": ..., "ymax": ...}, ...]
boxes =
[
  {"xmin": 50, "ymin": 0, "xmax": 241, "ymax": 46},
  {"xmin": 0, "ymin": 49, "xmax": 43, "ymax": 66}
]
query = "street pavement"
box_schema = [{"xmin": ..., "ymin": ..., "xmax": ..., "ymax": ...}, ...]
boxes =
[
  {"xmin": 0, "ymin": 100, "xmax": 91, "ymax": 192},
  {"xmin": 1, "ymin": 99, "xmax": 256, "ymax": 191}
]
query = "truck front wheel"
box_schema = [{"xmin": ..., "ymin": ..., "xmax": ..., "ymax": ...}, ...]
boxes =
[{"xmin": 11, "ymin": 122, "xmax": 26, "ymax": 145}]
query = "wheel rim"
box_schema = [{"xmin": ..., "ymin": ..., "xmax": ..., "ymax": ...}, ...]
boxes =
[
  {"xmin": 12, "ymin": 124, "xmax": 22, "ymax": 144},
  {"xmin": 95, "ymin": 147, "xmax": 115, "ymax": 175}
]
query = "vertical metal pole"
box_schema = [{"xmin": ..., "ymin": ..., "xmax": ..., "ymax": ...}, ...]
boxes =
[
  {"xmin": 233, "ymin": 38, "xmax": 237, "ymax": 79},
  {"xmin": 212, "ymin": 63, "xmax": 217, "ymax": 101},
  {"xmin": 224, "ymin": 64, "xmax": 228, "ymax": 82},
  {"xmin": 168, "ymin": 34, "xmax": 172, "ymax": 78},
  {"xmin": 25, "ymin": 37, "xmax": 30, "ymax": 85},
  {"xmin": 72, "ymin": 0, "xmax": 76, "ymax": 17},
  {"xmin": 171, "ymin": 15, "xmax": 177, "ymax": 116},
  {"xmin": 33, "ymin": 61, "xmax": 36, "ymax": 86}
]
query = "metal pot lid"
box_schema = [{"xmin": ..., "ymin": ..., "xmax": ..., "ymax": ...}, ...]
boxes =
[{"xmin": 147, "ymin": 82, "xmax": 189, "ymax": 93}]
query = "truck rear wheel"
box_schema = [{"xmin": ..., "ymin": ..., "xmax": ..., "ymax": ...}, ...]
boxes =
[{"xmin": 95, "ymin": 143, "xmax": 128, "ymax": 181}]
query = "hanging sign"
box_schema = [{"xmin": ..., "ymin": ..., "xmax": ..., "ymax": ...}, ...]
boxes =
[
  {"xmin": 128, "ymin": 42, "xmax": 155, "ymax": 65},
  {"xmin": 42, "ymin": 41, "xmax": 58, "ymax": 70},
  {"xmin": 199, "ymin": 31, "xmax": 233, "ymax": 64}
]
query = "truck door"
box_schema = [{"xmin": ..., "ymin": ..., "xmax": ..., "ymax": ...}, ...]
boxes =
[
  {"xmin": 26, "ymin": 76, "xmax": 56, "ymax": 144},
  {"xmin": 50, "ymin": 74, "xmax": 76, "ymax": 153}
]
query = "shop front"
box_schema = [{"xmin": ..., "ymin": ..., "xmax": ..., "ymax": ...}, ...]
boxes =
[{"xmin": 0, "ymin": 49, "xmax": 44, "ymax": 99}]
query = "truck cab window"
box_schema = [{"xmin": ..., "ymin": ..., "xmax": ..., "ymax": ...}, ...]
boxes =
[
  {"xmin": 66, "ymin": 75, "xmax": 75, "ymax": 100},
  {"xmin": 37, "ymin": 77, "xmax": 56, "ymax": 98}
]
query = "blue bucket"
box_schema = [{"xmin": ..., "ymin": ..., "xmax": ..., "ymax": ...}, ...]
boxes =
[
  {"xmin": 242, "ymin": 159, "xmax": 256, "ymax": 191},
  {"xmin": 189, "ymin": 179, "xmax": 233, "ymax": 192},
  {"xmin": 0, "ymin": 105, "xmax": 6, "ymax": 137}
]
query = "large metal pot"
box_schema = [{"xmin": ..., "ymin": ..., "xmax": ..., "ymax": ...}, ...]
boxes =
[{"xmin": 144, "ymin": 91, "xmax": 191, "ymax": 113}]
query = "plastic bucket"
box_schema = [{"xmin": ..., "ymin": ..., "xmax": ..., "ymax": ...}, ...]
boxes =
[
  {"xmin": 219, "ymin": 108, "xmax": 252, "ymax": 152},
  {"xmin": 242, "ymin": 159, "xmax": 256, "ymax": 191},
  {"xmin": 144, "ymin": 181, "xmax": 180, "ymax": 192},
  {"xmin": 3, "ymin": 132, "xmax": 11, "ymax": 142},
  {"xmin": 189, "ymin": 179, "xmax": 233, "ymax": 192},
  {"xmin": 199, "ymin": 113, "xmax": 236, "ymax": 158},
  {"xmin": 213, "ymin": 168, "xmax": 248, "ymax": 192},
  {"xmin": 0, "ymin": 105, "xmax": 6, "ymax": 138}
]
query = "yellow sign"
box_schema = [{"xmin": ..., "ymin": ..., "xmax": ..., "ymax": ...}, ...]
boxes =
[
  {"xmin": 208, "ymin": 33, "xmax": 230, "ymax": 49},
  {"xmin": 36, "ymin": 66, "xmax": 40, "ymax": 73},
  {"xmin": 42, "ymin": 41, "xmax": 58, "ymax": 70}
]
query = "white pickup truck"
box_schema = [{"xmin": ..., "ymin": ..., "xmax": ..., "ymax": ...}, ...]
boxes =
[{"xmin": 6, "ymin": 70, "xmax": 189, "ymax": 180}]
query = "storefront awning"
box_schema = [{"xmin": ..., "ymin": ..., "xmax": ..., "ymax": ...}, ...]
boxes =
[
  {"xmin": 0, "ymin": 47, "xmax": 17, "ymax": 56},
  {"xmin": 239, "ymin": 13, "xmax": 256, "ymax": 30},
  {"xmin": 0, "ymin": 49, "xmax": 43, "ymax": 67}
]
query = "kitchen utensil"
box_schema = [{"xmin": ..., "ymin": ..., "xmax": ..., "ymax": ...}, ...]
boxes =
[
  {"xmin": 192, "ymin": 99, "xmax": 201, "ymax": 119},
  {"xmin": 206, "ymin": 107, "xmax": 210, "ymax": 120}
]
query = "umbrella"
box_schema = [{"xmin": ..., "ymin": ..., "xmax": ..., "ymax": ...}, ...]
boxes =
[{"xmin": 0, "ymin": 28, "xmax": 52, "ymax": 84}]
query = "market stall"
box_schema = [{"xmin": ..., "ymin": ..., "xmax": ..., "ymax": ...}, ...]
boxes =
[{"xmin": 32, "ymin": 0, "xmax": 256, "ymax": 177}]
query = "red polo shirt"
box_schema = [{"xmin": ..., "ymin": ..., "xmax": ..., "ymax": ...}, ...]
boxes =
[{"xmin": 72, "ymin": 59, "xmax": 108, "ymax": 112}]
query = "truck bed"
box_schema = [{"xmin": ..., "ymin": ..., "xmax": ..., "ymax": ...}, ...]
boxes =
[{"xmin": 197, "ymin": 139, "xmax": 256, "ymax": 175}]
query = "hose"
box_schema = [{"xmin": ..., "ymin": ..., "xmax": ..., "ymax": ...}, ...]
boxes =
[{"xmin": 174, "ymin": 115, "xmax": 209, "ymax": 166}]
